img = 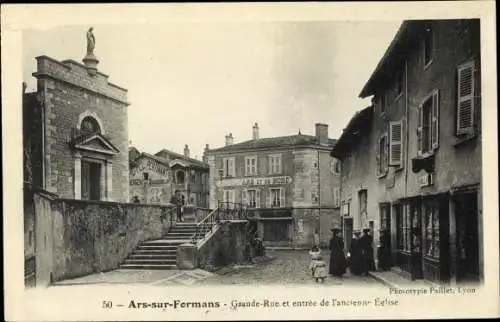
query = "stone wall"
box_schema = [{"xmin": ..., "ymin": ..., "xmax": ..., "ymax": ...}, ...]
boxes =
[
  {"xmin": 197, "ymin": 221, "xmax": 249, "ymax": 269},
  {"xmin": 33, "ymin": 193, "xmax": 174, "ymax": 285}
]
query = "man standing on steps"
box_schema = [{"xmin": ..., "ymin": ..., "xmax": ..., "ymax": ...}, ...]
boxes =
[{"xmin": 170, "ymin": 190, "xmax": 183, "ymax": 222}]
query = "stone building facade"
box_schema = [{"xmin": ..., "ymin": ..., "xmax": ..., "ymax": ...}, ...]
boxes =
[
  {"xmin": 331, "ymin": 19, "xmax": 482, "ymax": 285},
  {"xmin": 207, "ymin": 123, "xmax": 340, "ymax": 248},
  {"xmin": 25, "ymin": 54, "xmax": 130, "ymax": 202},
  {"xmin": 129, "ymin": 146, "xmax": 209, "ymax": 207}
]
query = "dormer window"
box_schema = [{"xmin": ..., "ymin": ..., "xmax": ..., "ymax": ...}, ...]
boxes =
[{"xmin": 81, "ymin": 116, "xmax": 101, "ymax": 134}]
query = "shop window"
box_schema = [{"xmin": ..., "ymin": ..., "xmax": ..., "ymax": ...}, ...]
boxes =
[
  {"xmin": 423, "ymin": 202, "xmax": 440, "ymax": 259},
  {"xmin": 397, "ymin": 204, "xmax": 411, "ymax": 252}
]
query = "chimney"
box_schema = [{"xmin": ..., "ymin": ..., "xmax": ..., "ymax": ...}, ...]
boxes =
[
  {"xmin": 315, "ymin": 123, "xmax": 329, "ymax": 145},
  {"xmin": 252, "ymin": 122, "xmax": 260, "ymax": 140},
  {"xmin": 202, "ymin": 144, "xmax": 209, "ymax": 163},
  {"xmin": 225, "ymin": 134, "xmax": 230, "ymax": 146},
  {"xmin": 184, "ymin": 144, "xmax": 190, "ymax": 158},
  {"xmin": 228, "ymin": 133, "xmax": 234, "ymax": 145}
]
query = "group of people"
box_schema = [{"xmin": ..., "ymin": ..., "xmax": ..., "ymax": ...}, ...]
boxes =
[{"xmin": 327, "ymin": 228, "xmax": 376, "ymax": 277}]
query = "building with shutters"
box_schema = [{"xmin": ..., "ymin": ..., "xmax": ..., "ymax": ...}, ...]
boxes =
[
  {"xmin": 206, "ymin": 123, "xmax": 340, "ymax": 248},
  {"xmin": 331, "ymin": 19, "xmax": 482, "ymax": 285},
  {"xmin": 129, "ymin": 146, "xmax": 209, "ymax": 207}
]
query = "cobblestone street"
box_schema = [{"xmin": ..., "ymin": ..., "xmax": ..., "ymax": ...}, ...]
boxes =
[{"xmin": 196, "ymin": 250, "xmax": 381, "ymax": 286}]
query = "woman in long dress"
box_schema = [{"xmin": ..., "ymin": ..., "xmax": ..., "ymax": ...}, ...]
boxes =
[{"xmin": 328, "ymin": 228, "xmax": 347, "ymax": 276}]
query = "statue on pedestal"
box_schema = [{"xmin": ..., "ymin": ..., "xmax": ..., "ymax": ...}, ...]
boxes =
[{"xmin": 86, "ymin": 27, "xmax": 96, "ymax": 56}]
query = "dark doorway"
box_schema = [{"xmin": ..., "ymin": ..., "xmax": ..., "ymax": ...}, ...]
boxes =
[
  {"xmin": 455, "ymin": 192, "xmax": 480, "ymax": 283},
  {"xmin": 343, "ymin": 216, "xmax": 353, "ymax": 252},
  {"xmin": 263, "ymin": 220, "xmax": 290, "ymax": 242},
  {"xmin": 82, "ymin": 160, "xmax": 101, "ymax": 201}
]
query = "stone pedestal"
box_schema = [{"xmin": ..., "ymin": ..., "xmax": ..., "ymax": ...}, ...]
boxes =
[
  {"xmin": 177, "ymin": 243, "xmax": 198, "ymax": 269},
  {"xmin": 82, "ymin": 53, "xmax": 99, "ymax": 76}
]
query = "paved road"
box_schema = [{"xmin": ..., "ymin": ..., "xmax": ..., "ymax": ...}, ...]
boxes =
[
  {"xmin": 197, "ymin": 250, "xmax": 380, "ymax": 286},
  {"xmin": 53, "ymin": 250, "xmax": 382, "ymax": 287}
]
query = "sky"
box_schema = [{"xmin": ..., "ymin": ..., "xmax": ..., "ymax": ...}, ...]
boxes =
[{"xmin": 22, "ymin": 21, "xmax": 401, "ymax": 160}]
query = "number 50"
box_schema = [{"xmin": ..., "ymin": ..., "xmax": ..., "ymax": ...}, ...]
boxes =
[{"xmin": 102, "ymin": 301, "xmax": 113, "ymax": 309}]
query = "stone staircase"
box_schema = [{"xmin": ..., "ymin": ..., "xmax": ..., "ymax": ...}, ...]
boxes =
[{"xmin": 120, "ymin": 222, "xmax": 211, "ymax": 270}]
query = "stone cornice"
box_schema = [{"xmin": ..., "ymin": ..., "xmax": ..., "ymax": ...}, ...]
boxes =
[
  {"xmin": 33, "ymin": 71, "xmax": 130, "ymax": 106},
  {"xmin": 207, "ymin": 144, "xmax": 332, "ymax": 156}
]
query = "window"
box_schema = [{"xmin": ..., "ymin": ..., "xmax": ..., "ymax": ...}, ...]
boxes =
[
  {"xmin": 333, "ymin": 188, "xmax": 340, "ymax": 207},
  {"xmin": 457, "ymin": 61, "xmax": 476, "ymax": 136},
  {"xmin": 377, "ymin": 134, "xmax": 388, "ymax": 175},
  {"xmin": 268, "ymin": 154, "xmax": 282, "ymax": 174},
  {"xmin": 245, "ymin": 156, "xmax": 257, "ymax": 176},
  {"xmin": 423, "ymin": 202, "xmax": 440, "ymax": 259},
  {"xmin": 80, "ymin": 116, "xmax": 101, "ymax": 134},
  {"xmin": 222, "ymin": 157, "xmax": 235, "ymax": 177},
  {"xmin": 222, "ymin": 189, "xmax": 235, "ymax": 208},
  {"xmin": 143, "ymin": 172, "xmax": 149, "ymax": 181},
  {"xmin": 423, "ymin": 25, "xmax": 433, "ymax": 66},
  {"xmin": 243, "ymin": 189, "xmax": 260, "ymax": 208},
  {"xmin": 190, "ymin": 173, "xmax": 196, "ymax": 184},
  {"xmin": 389, "ymin": 120, "xmax": 403, "ymax": 167},
  {"xmin": 379, "ymin": 203, "xmax": 390, "ymax": 230},
  {"xmin": 397, "ymin": 204, "xmax": 411, "ymax": 252},
  {"xmin": 417, "ymin": 90, "xmax": 439, "ymax": 155},
  {"xmin": 268, "ymin": 188, "xmax": 284, "ymax": 208},
  {"xmin": 331, "ymin": 159, "xmax": 341, "ymax": 175},
  {"xmin": 176, "ymin": 171, "xmax": 185, "ymax": 184}
]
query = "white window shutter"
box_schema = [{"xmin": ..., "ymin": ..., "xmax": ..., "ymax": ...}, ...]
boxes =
[
  {"xmin": 254, "ymin": 157, "xmax": 258, "ymax": 176},
  {"xmin": 417, "ymin": 105, "xmax": 423, "ymax": 156},
  {"xmin": 256, "ymin": 189, "xmax": 261, "ymax": 208},
  {"xmin": 231, "ymin": 158, "xmax": 236, "ymax": 177},
  {"xmin": 265, "ymin": 189, "xmax": 271, "ymax": 208},
  {"xmin": 268, "ymin": 156, "xmax": 272, "ymax": 174},
  {"xmin": 280, "ymin": 188, "xmax": 285, "ymax": 208},
  {"xmin": 457, "ymin": 62, "xmax": 475, "ymax": 135},
  {"xmin": 389, "ymin": 121, "xmax": 403, "ymax": 166},
  {"xmin": 431, "ymin": 90, "xmax": 440, "ymax": 149},
  {"xmin": 222, "ymin": 159, "xmax": 227, "ymax": 177}
]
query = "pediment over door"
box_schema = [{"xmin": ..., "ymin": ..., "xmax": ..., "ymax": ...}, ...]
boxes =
[{"xmin": 69, "ymin": 133, "xmax": 119, "ymax": 156}]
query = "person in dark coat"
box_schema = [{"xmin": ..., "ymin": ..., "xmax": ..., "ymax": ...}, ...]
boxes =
[
  {"xmin": 349, "ymin": 230, "xmax": 364, "ymax": 276},
  {"xmin": 377, "ymin": 229, "xmax": 392, "ymax": 271},
  {"xmin": 170, "ymin": 190, "xmax": 183, "ymax": 222},
  {"xmin": 360, "ymin": 228, "xmax": 376, "ymax": 273},
  {"xmin": 328, "ymin": 228, "xmax": 347, "ymax": 276}
]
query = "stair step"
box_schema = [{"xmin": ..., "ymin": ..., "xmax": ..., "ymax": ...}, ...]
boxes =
[
  {"xmin": 119, "ymin": 264, "xmax": 177, "ymax": 270},
  {"xmin": 124, "ymin": 259, "xmax": 177, "ymax": 265},
  {"xmin": 134, "ymin": 248, "xmax": 178, "ymax": 253},
  {"xmin": 129, "ymin": 254, "xmax": 177, "ymax": 259}
]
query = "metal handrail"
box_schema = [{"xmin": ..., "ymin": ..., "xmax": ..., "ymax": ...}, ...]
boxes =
[{"xmin": 191, "ymin": 201, "xmax": 250, "ymax": 244}]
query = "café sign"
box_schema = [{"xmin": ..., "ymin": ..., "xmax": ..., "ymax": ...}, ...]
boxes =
[
  {"xmin": 131, "ymin": 158, "xmax": 170, "ymax": 177},
  {"xmin": 217, "ymin": 176, "xmax": 292, "ymax": 188}
]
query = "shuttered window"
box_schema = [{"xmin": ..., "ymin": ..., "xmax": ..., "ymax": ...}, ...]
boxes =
[
  {"xmin": 243, "ymin": 189, "xmax": 258, "ymax": 208},
  {"xmin": 389, "ymin": 120, "xmax": 403, "ymax": 167},
  {"xmin": 222, "ymin": 157, "xmax": 235, "ymax": 177},
  {"xmin": 457, "ymin": 61, "xmax": 475, "ymax": 135},
  {"xmin": 269, "ymin": 188, "xmax": 284, "ymax": 208},
  {"xmin": 417, "ymin": 90, "xmax": 439, "ymax": 155},
  {"xmin": 377, "ymin": 134, "xmax": 388, "ymax": 175}
]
